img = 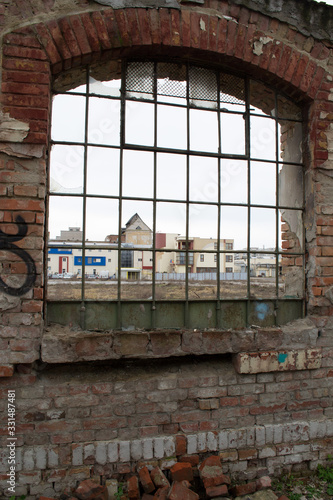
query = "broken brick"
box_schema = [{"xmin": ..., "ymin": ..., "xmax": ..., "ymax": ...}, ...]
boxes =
[
  {"xmin": 230, "ymin": 482, "xmax": 257, "ymax": 497},
  {"xmin": 75, "ymin": 479, "xmax": 108, "ymax": 500},
  {"xmin": 139, "ymin": 466, "xmax": 155, "ymax": 494},
  {"xmin": 168, "ymin": 481, "xmax": 199, "ymax": 500},
  {"xmin": 256, "ymin": 476, "xmax": 272, "ymax": 490},
  {"xmin": 153, "ymin": 486, "xmax": 169, "ymax": 499},
  {"xmin": 205, "ymin": 484, "xmax": 229, "ymax": 498},
  {"xmin": 170, "ymin": 462, "xmax": 194, "ymax": 483},
  {"xmin": 151, "ymin": 466, "xmax": 170, "ymax": 489},
  {"xmin": 128, "ymin": 475, "xmax": 140, "ymax": 500},
  {"xmin": 198, "ymin": 456, "xmax": 230, "ymax": 488}
]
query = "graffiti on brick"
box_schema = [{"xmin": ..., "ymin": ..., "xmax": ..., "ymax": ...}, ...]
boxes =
[{"xmin": 0, "ymin": 215, "xmax": 36, "ymax": 296}]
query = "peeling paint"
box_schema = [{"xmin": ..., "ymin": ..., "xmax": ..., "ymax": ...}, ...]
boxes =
[
  {"xmin": 0, "ymin": 111, "xmax": 29, "ymax": 143},
  {"xmin": 200, "ymin": 18, "xmax": 206, "ymax": 31},
  {"xmin": 253, "ymin": 36, "xmax": 273, "ymax": 56}
]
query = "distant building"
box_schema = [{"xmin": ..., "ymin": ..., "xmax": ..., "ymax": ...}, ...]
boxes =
[{"xmin": 48, "ymin": 214, "xmax": 235, "ymax": 279}]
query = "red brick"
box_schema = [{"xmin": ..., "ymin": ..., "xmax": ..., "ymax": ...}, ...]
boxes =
[
  {"xmin": 230, "ymin": 482, "xmax": 256, "ymax": 497},
  {"xmin": 179, "ymin": 455, "xmax": 200, "ymax": 466},
  {"xmin": 160, "ymin": 8, "xmax": 172, "ymax": 46},
  {"xmin": 234, "ymin": 23, "xmax": 247, "ymax": 59},
  {"xmin": 69, "ymin": 15, "xmax": 93, "ymax": 58},
  {"xmin": 4, "ymin": 106, "xmax": 48, "ymax": 122},
  {"xmin": 2, "ymin": 70, "xmax": 49, "ymax": 85},
  {"xmin": 226, "ymin": 18, "xmax": 237, "ymax": 56},
  {"xmin": 199, "ymin": 14, "xmax": 209, "ymax": 51},
  {"xmin": 168, "ymin": 482, "xmax": 199, "ymax": 500},
  {"xmin": 137, "ymin": 9, "xmax": 152, "ymax": 46},
  {"xmin": 47, "ymin": 19, "xmax": 72, "ymax": 69},
  {"xmin": 3, "ymin": 45, "xmax": 48, "ymax": 61},
  {"xmin": 150, "ymin": 467, "xmax": 170, "ymax": 489},
  {"xmin": 58, "ymin": 17, "xmax": 82, "ymax": 62},
  {"xmin": 256, "ymin": 476, "xmax": 272, "ymax": 490},
  {"xmin": 138, "ymin": 466, "xmax": 155, "ymax": 494},
  {"xmin": 208, "ymin": 16, "xmax": 218, "ymax": 52},
  {"xmin": 4, "ymin": 32, "xmax": 41, "ymax": 48},
  {"xmin": 2, "ymin": 82, "xmax": 49, "ymax": 96},
  {"xmin": 292, "ymin": 54, "xmax": 309, "ymax": 88},
  {"xmin": 308, "ymin": 66, "xmax": 325, "ymax": 99},
  {"xmin": 190, "ymin": 12, "xmax": 200, "ymax": 49},
  {"xmin": 80, "ymin": 13, "xmax": 101, "ymax": 54},
  {"xmin": 153, "ymin": 486, "xmax": 168, "ymax": 499},
  {"xmin": 34, "ymin": 23, "xmax": 62, "ymax": 66},
  {"xmin": 75, "ymin": 479, "xmax": 108, "ymax": 500},
  {"xmin": 181, "ymin": 10, "xmax": 191, "ymax": 48},
  {"xmin": 198, "ymin": 456, "xmax": 230, "ymax": 488},
  {"xmin": 238, "ymin": 448, "xmax": 257, "ymax": 460},
  {"xmin": 205, "ymin": 484, "xmax": 228, "ymax": 497},
  {"xmin": 92, "ymin": 11, "xmax": 112, "ymax": 50},
  {"xmin": 114, "ymin": 9, "xmax": 131, "ymax": 46},
  {"xmin": 1, "ymin": 93, "xmax": 49, "ymax": 108},
  {"xmin": 175, "ymin": 435, "xmax": 186, "ymax": 456},
  {"xmin": 170, "ymin": 462, "xmax": 193, "ymax": 483},
  {"xmin": 128, "ymin": 475, "xmax": 140, "ymax": 500},
  {"xmin": 0, "ymin": 365, "xmax": 14, "ymax": 377}
]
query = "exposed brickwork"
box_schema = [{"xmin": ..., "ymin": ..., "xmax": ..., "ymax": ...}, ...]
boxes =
[{"xmin": 0, "ymin": 0, "xmax": 332, "ymax": 497}]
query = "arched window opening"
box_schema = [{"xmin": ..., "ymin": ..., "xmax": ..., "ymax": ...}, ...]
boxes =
[{"xmin": 47, "ymin": 60, "xmax": 304, "ymax": 330}]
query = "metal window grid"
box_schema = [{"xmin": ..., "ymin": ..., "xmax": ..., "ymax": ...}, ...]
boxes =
[{"xmin": 47, "ymin": 60, "xmax": 305, "ymax": 330}]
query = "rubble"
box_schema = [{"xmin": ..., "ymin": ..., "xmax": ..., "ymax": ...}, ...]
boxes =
[{"xmin": 38, "ymin": 456, "xmax": 287, "ymax": 500}]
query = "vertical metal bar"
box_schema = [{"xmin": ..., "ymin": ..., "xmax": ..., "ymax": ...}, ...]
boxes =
[
  {"xmin": 152, "ymin": 62, "xmax": 157, "ymax": 329},
  {"xmin": 245, "ymin": 76, "xmax": 251, "ymax": 326},
  {"xmin": 185, "ymin": 64, "xmax": 190, "ymax": 327},
  {"xmin": 80, "ymin": 67, "xmax": 90, "ymax": 330},
  {"xmin": 216, "ymin": 70, "xmax": 221, "ymax": 328},
  {"xmin": 117, "ymin": 62, "xmax": 126, "ymax": 329},
  {"xmin": 274, "ymin": 91, "xmax": 279, "ymax": 325}
]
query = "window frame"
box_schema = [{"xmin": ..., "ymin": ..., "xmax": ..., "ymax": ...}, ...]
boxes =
[{"xmin": 47, "ymin": 59, "xmax": 305, "ymax": 330}]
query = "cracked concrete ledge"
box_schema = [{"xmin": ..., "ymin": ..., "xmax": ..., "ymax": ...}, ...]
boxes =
[{"xmin": 42, "ymin": 318, "xmax": 321, "ymax": 364}]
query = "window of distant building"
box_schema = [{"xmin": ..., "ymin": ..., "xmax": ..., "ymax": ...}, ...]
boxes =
[{"xmin": 47, "ymin": 60, "xmax": 304, "ymax": 329}]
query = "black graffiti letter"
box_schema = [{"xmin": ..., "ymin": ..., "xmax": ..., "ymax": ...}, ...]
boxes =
[{"xmin": 0, "ymin": 215, "xmax": 37, "ymax": 296}]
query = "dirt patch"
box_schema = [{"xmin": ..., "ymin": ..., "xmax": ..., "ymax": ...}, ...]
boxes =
[{"xmin": 47, "ymin": 278, "xmax": 283, "ymax": 301}]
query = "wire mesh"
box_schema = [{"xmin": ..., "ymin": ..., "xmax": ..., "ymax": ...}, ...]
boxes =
[
  {"xmin": 189, "ymin": 66, "xmax": 218, "ymax": 102},
  {"xmin": 220, "ymin": 72, "xmax": 245, "ymax": 105},
  {"xmin": 126, "ymin": 61, "xmax": 154, "ymax": 95},
  {"xmin": 156, "ymin": 62, "xmax": 187, "ymax": 98}
]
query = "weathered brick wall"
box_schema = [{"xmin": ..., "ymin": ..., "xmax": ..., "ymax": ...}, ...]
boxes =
[{"xmin": 0, "ymin": 0, "xmax": 332, "ymax": 497}]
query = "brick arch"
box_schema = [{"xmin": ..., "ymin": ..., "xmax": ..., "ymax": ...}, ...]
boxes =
[
  {"xmin": 2, "ymin": 7, "xmax": 331, "ymax": 141},
  {"xmin": 1, "ymin": 5, "xmax": 332, "ymax": 316}
]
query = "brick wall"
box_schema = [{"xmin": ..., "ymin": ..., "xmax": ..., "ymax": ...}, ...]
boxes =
[{"xmin": 0, "ymin": 0, "xmax": 332, "ymax": 497}]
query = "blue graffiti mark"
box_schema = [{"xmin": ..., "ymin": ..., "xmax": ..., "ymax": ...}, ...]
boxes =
[
  {"xmin": 255, "ymin": 302, "xmax": 269, "ymax": 321},
  {"xmin": 278, "ymin": 353, "xmax": 288, "ymax": 363}
]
